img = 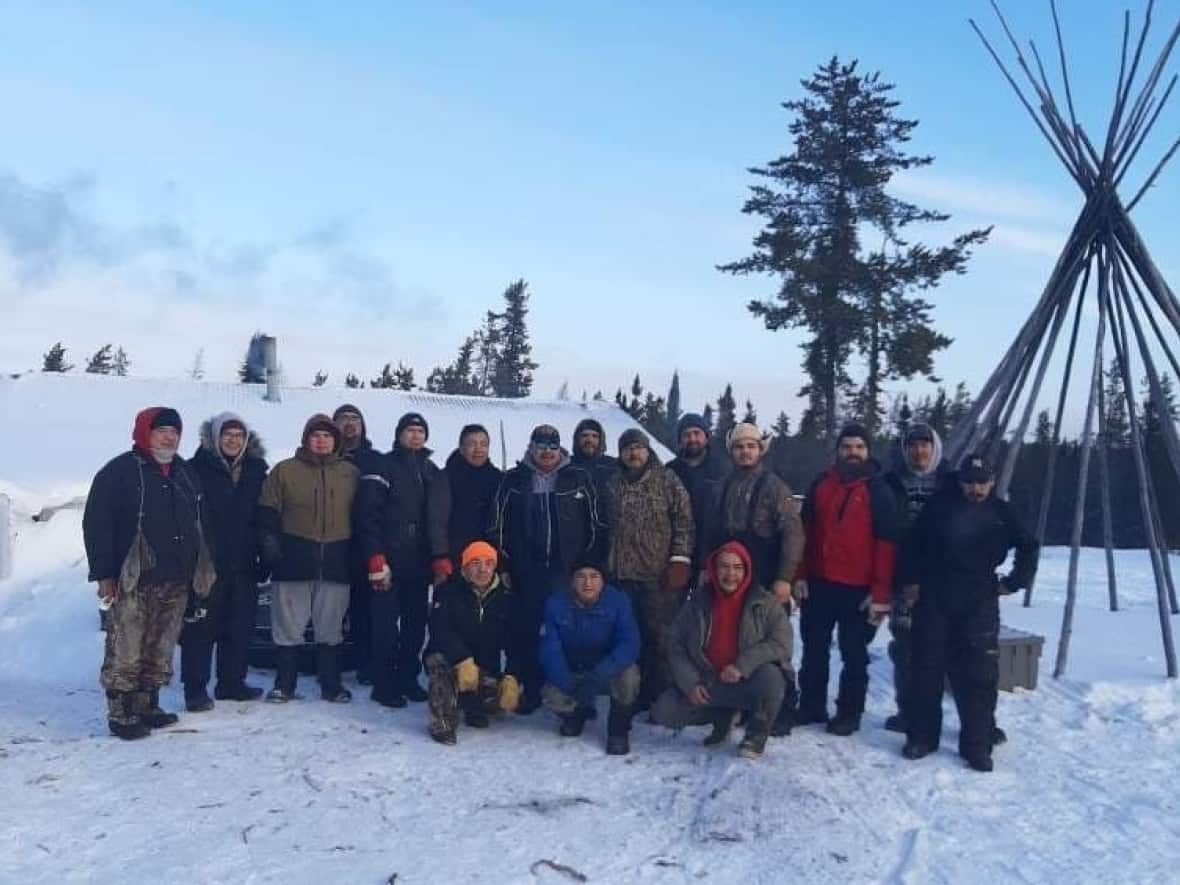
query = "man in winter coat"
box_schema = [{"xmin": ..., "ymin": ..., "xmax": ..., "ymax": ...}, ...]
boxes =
[
  {"xmin": 652, "ymin": 540, "xmax": 791, "ymax": 760},
  {"xmin": 571, "ymin": 418, "xmax": 617, "ymax": 524},
  {"xmin": 900, "ymin": 454, "xmax": 1039, "ymax": 772},
  {"xmin": 668, "ymin": 413, "xmax": 732, "ymax": 571},
  {"xmin": 490, "ymin": 425, "xmax": 602, "ymax": 713},
  {"xmin": 605, "ymin": 428, "xmax": 694, "ymax": 709},
  {"xmin": 707, "ymin": 421, "xmax": 803, "ymax": 737},
  {"xmin": 180, "ymin": 412, "xmax": 268, "ymax": 711},
  {"xmin": 540, "ymin": 560, "xmax": 640, "ymax": 755},
  {"xmin": 334, "ymin": 403, "xmax": 385, "ymax": 685},
  {"xmin": 794, "ymin": 423, "xmax": 900, "ymax": 736},
  {"xmin": 423, "ymin": 541, "xmax": 520, "ymax": 745},
  {"xmin": 355, "ymin": 412, "xmax": 448, "ymax": 707},
  {"xmin": 257, "ymin": 414, "xmax": 359, "ymax": 703},
  {"xmin": 84, "ymin": 407, "xmax": 216, "ymax": 739},
  {"xmin": 431, "ymin": 423, "xmax": 504, "ymax": 563},
  {"xmin": 882, "ymin": 422, "xmax": 951, "ymax": 733}
]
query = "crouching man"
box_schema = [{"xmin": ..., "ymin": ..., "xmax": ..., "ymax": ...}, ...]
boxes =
[
  {"xmin": 540, "ymin": 561, "xmax": 640, "ymax": 756},
  {"xmin": 423, "ymin": 541, "xmax": 520, "ymax": 745},
  {"xmin": 652, "ymin": 540, "xmax": 791, "ymax": 760},
  {"xmin": 83, "ymin": 407, "xmax": 216, "ymax": 739}
]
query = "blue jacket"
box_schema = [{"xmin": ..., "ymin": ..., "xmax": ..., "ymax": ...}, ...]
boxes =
[{"xmin": 540, "ymin": 585, "xmax": 640, "ymax": 694}]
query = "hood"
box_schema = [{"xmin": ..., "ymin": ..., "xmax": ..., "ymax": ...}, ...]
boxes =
[
  {"xmin": 301, "ymin": 413, "xmax": 342, "ymax": 452},
  {"xmin": 132, "ymin": 406, "xmax": 181, "ymax": 454},
  {"xmin": 572, "ymin": 418, "xmax": 608, "ymax": 460},
  {"xmin": 704, "ymin": 539, "xmax": 755, "ymax": 600},
  {"xmin": 901, "ymin": 426, "xmax": 944, "ymax": 478},
  {"xmin": 522, "ymin": 448, "xmax": 571, "ymax": 475},
  {"xmin": 333, "ymin": 403, "xmax": 371, "ymax": 449},
  {"xmin": 198, "ymin": 412, "xmax": 266, "ymax": 467}
]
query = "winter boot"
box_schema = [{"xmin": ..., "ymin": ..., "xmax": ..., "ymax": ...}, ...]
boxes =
[
  {"xmin": 465, "ymin": 710, "xmax": 491, "ymax": 728},
  {"xmin": 794, "ymin": 706, "xmax": 829, "ymax": 727},
  {"xmin": 737, "ymin": 717, "xmax": 770, "ymax": 759},
  {"xmin": 214, "ymin": 683, "xmax": 264, "ymax": 702},
  {"xmin": 703, "ymin": 709, "xmax": 736, "ymax": 747},
  {"xmin": 106, "ymin": 691, "xmax": 150, "ymax": 741},
  {"xmin": 516, "ymin": 689, "xmax": 542, "ymax": 716},
  {"xmin": 430, "ymin": 727, "xmax": 457, "ymax": 746},
  {"xmin": 399, "ymin": 674, "xmax": 428, "ymax": 703},
  {"xmin": 184, "ymin": 688, "xmax": 215, "ymax": 713},
  {"xmin": 992, "ymin": 726, "xmax": 1008, "ymax": 746},
  {"xmin": 371, "ymin": 689, "xmax": 407, "ymax": 708},
  {"xmin": 605, "ymin": 702, "xmax": 633, "ymax": 756},
  {"xmin": 884, "ymin": 713, "xmax": 908, "ymax": 734},
  {"xmin": 825, "ymin": 713, "xmax": 861, "ymax": 737},
  {"xmin": 317, "ymin": 644, "xmax": 352, "ymax": 703},
  {"xmin": 902, "ymin": 741, "xmax": 936, "ymax": 760},
  {"xmin": 138, "ymin": 688, "xmax": 179, "ymax": 728},
  {"xmin": 267, "ymin": 646, "xmax": 299, "ymax": 703},
  {"xmin": 770, "ymin": 677, "xmax": 798, "ymax": 737},
  {"xmin": 963, "ymin": 750, "xmax": 994, "ymax": 773},
  {"xmin": 559, "ymin": 706, "xmax": 592, "ymax": 737}
]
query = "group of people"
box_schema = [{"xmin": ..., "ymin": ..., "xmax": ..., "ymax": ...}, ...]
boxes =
[{"xmin": 82, "ymin": 401, "xmax": 1038, "ymax": 772}]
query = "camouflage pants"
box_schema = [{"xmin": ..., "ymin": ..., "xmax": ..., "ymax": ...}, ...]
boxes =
[
  {"xmin": 100, "ymin": 580, "xmax": 189, "ymax": 693},
  {"xmin": 618, "ymin": 580, "xmax": 683, "ymax": 705},
  {"xmin": 424, "ymin": 653, "xmax": 502, "ymax": 737}
]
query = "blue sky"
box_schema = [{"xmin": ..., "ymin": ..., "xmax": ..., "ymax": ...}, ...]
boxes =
[{"xmin": 1, "ymin": 0, "xmax": 1177, "ymax": 427}]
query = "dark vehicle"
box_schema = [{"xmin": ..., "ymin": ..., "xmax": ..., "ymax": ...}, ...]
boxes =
[{"xmin": 249, "ymin": 583, "xmax": 360, "ymax": 674}]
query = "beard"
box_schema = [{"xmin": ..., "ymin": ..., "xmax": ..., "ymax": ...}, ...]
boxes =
[
  {"xmin": 681, "ymin": 440, "xmax": 706, "ymax": 458},
  {"xmin": 151, "ymin": 444, "xmax": 178, "ymax": 464}
]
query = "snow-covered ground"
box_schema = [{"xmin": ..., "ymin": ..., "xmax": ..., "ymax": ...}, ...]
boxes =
[{"xmin": 2, "ymin": 375, "xmax": 1179, "ymax": 883}]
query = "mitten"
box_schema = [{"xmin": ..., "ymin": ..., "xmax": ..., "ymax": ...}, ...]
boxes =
[
  {"xmin": 454, "ymin": 657, "xmax": 479, "ymax": 693},
  {"xmin": 498, "ymin": 675, "xmax": 521, "ymax": 713}
]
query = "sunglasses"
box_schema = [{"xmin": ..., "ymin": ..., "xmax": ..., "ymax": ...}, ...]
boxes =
[{"xmin": 532, "ymin": 441, "xmax": 560, "ymax": 452}]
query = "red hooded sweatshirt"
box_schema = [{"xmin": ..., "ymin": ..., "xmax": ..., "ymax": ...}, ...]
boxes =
[
  {"xmin": 133, "ymin": 407, "xmax": 176, "ymax": 476},
  {"xmin": 704, "ymin": 541, "xmax": 754, "ymax": 672}
]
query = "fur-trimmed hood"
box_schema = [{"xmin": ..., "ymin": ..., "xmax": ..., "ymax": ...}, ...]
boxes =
[{"xmin": 197, "ymin": 411, "xmax": 267, "ymax": 467}]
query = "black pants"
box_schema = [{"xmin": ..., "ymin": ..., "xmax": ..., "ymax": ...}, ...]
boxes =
[
  {"xmin": 798, "ymin": 579, "xmax": 874, "ymax": 719},
  {"xmin": 888, "ymin": 613, "xmax": 912, "ymax": 716},
  {"xmin": 370, "ymin": 568, "xmax": 430, "ymax": 694},
  {"xmin": 908, "ymin": 594, "xmax": 999, "ymax": 756},
  {"xmin": 508, "ymin": 568, "xmax": 563, "ymax": 699},
  {"xmin": 369, "ymin": 585, "xmax": 401, "ymax": 699},
  {"xmin": 348, "ymin": 574, "xmax": 372, "ymax": 672},
  {"xmin": 180, "ymin": 572, "xmax": 258, "ymax": 695}
]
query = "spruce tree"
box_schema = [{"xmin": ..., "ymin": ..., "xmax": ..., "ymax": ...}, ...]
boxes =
[
  {"xmin": 702, "ymin": 404, "xmax": 715, "ymax": 434},
  {"xmin": 714, "ymin": 384, "xmax": 737, "ymax": 443},
  {"xmin": 771, "ymin": 411, "xmax": 792, "ymax": 440},
  {"xmin": 427, "ymin": 334, "xmax": 481, "ymax": 395},
  {"xmin": 189, "ymin": 349, "xmax": 204, "ymax": 381},
  {"xmin": 393, "ymin": 362, "xmax": 416, "ymax": 391},
  {"xmin": 490, "ymin": 279, "xmax": 538, "ymax": 398},
  {"xmin": 372, "ymin": 364, "xmax": 397, "ymax": 389},
  {"xmin": 742, "ymin": 399, "xmax": 758, "ymax": 426},
  {"xmin": 1103, "ymin": 358, "xmax": 1130, "ymax": 446},
  {"xmin": 345, "ymin": 373, "xmax": 362, "ymax": 389},
  {"xmin": 41, "ymin": 342, "xmax": 72, "ymax": 372},
  {"xmin": 666, "ymin": 371, "xmax": 682, "ymax": 442},
  {"xmin": 313, "ymin": 370, "xmax": 328, "ymax": 387},
  {"xmin": 719, "ymin": 57, "xmax": 988, "ymax": 437},
  {"xmin": 85, "ymin": 344, "xmax": 114, "ymax": 375},
  {"xmin": 112, "ymin": 347, "xmax": 130, "ymax": 377},
  {"xmin": 239, "ymin": 333, "xmax": 267, "ymax": 383}
]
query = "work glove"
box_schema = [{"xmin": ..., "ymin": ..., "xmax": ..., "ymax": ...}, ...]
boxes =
[
  {"xmin": 368, "ymin": 555, "xmax": 392, "ymax": 591},
  {"xmin": 660, "ymin": 560, "xmax": 692, "ymax": 593},
  {"xmin": 498, "ymin": 675, "xmax": 521, "ymax": 713},
  {"xmin": 431, "ymin": 557, "xmax": 454, "ymax": 584},
  {"xmin": 454, "ymin": 657, "xmax": 480, "ymax": 693}
]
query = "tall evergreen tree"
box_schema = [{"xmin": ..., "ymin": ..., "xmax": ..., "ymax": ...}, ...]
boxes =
[
  {"xmin": 372, "ymin": 363, "xmax": 397, "ymax": 389},
  {"xmin": 742, "ymin": 399, "xmax": 758, "ymax": 426},
  {"xmin": 393, "ymin": 362, "xmax": 416, "ymax": 391},
  {"xmin": 771, "ymin": 411, "xmax": 792, "ymax": 440},
  {"xmin": 714, "ymin": 384, "xmax": 737, "ymax": 443},
  {"xmin": 472, "ymin": 311, "xmax": 502, "ymax": 395},
  {"xmin": 947, "ymin": 381, "xmax": 973, "ymax": 435},
  {"xmin": 345, "ymin": 373, "xmax": 362, "ymax": 389},
  {"xmin": 1103, "ymin": 357, "xmax": 1130, "ymax": 446},
  {"xmin": 427, "ymin": 333, "xmax": 481, "ymax": 395},
  {"xmin": 41, "ymin": 342, "xmax": 72, "ymax": 373},
  {"xmin": 490, "ymin": 279, "xmax": 538, "ymax": 398},
  {"xmin": 238, "ymin": 332, "xmax": 267, "ymax": 383},
  {"xmin": 313, "ymin": 370, "xmax": 328, "ymax": 387},
  {"xmin": 666, "ymin": 371, "xmax": 682, "ymax": 441},
  {"xmin": 1034, "ymin": 409, "xmax": 1053, "ymax": 445},
  {"xmin": 702, "ymin": 404, "xmax": 715, "ymax": 434},
  {"xmin": 719, "ymin": 57, "xmax": 989, "ymax": 437},
  {"xmin": 925, "ymin": 387, "xmax": 951, "ymax": 440},
  {"xmin": 85, "ymin": 344, "xmax": 115, "ymax": 375},
  {"xmin": 189, "ymin": 349, "xmax": 204, "ymax": 381}
]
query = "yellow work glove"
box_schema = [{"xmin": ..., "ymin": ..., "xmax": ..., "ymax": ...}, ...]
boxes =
[
  {"xmin": 498, "ymin": 675, "xmax": 521, "ymax": 713},
  {"xmin": 454, "ymin": 657, "xmax": 479, "ymax": 693}
]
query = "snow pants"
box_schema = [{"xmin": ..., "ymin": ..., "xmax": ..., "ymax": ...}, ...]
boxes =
[
  {"xmin": 180, "ymin": 571, "xmax": 258, "ymax": 695},
  {"xmin": 508, "ymin": 568, "xmax": 566, "ymax": 700},
  {"xmin": 617, "ymin": 579, "xmax": 684, "ymax": 707},
  {"xmin": 908, "ymin": 593, "xmax": 1000, "ymax": 757},
  {"xmin": 651, "ymin": 663, "xmax": 785, "ymax": 728},
  {"xmin": 798, "ymin": 579, "xmax": 875, "ymax": 719},
  {"xmin": 100, "ymin": 580, "xmax": 189, "ymax": 693},
  {"xmin": 888, "ymin": 606, "xmax": 913, "ymax": 718},
  {"xmin": 369, "ymin": 567, "xmax": 429, "ymax": 697}
]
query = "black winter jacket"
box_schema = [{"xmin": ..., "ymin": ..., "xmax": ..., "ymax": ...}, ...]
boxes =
[
  {"xmin": 190, "ymin": 429, "xmax": 268, "ymax": 577},
  {"xmin": 432, "ymin": 449, "xmax": 504, "ymax": 562},
  {"xmin": 490, "ymin": 456, "xmax": 602, "ymax": 581},
  {"xmin": 668, "ymin": 443, "xmax": 734, "ymax": 568},
  {"xmin": 83, "ymin": 450, "xmax": 207, "ymax": 586},
  {"xmin": 355, "ymin": 446, "xmax": 446, "ymax": 576},
  {"xmin": 901, "ymin": 482, "xmax": 1040, "ymax": 612},
  {"xmin": 425, "ymin": 574, "xmax": 514, "ymax": 675},
  {"xmin": 571, "ymin": 418, "xmax": 618, "ymax": 527}
]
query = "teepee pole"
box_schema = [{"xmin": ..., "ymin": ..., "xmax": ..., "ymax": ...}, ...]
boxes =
[{"xmin": 1096, "ymin": 367, "xmax": 1120, "ymax": 612}]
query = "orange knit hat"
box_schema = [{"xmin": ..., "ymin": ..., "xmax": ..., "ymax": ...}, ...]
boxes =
[{"xmin": 461, "ymin": 541, "xmax": 499, "ymax": 569}]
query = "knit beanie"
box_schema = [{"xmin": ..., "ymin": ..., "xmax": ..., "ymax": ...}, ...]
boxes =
[
  {"xmin": 677, "ymin": 413, "xmax": 709, "ymax": 437},
  {"xmin": 618, "ymin": 427, "xmax": 650, "ymax": 452},
  {"xmin": 531, "ymin": 424, "xmax": 561, "ymax": 447},
  {"xmin": 302, "ymin": 413, "xmax": 341, "ymax": 449},
  {"xmin": 151, "ymin": 408, "xmax": 183, "ymax": 433},
  {"xmin": 460, "ymin": 540, "xmax": 499, "ymax": 569},
  {"xmin": 836, "ymin": 423, "xmax": 872, "ymax": 450},
  {"xmin": 396, "ymin": 412, "xmax": 429, "ymax": 441}
]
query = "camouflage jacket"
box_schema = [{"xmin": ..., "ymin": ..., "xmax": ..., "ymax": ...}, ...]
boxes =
[
  {"xmin": 605, "ymin": 462, "xmax": 694, "ymax": 583},
  {"xmin": 707, "ymin": 464, "xmax": 804, "ymax": 586}
]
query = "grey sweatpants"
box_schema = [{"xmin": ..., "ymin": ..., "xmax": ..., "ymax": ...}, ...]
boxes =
[
  {"xmin": 270, "ymin": 580, "xmax": 349, "ymax": 647},
  {"xmin": 651, "ymin": 663, "xmax": 785, "ymax": 728}
]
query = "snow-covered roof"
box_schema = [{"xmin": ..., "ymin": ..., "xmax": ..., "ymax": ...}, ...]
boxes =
[{"xmin": 0, "ymin": 373, "xmax": 668, "ymax": 499}]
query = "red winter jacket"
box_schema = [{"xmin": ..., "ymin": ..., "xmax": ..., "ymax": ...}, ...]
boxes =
[{"xmin": 797, "ymin": 463, "xmax": 899, "ymax": 604}]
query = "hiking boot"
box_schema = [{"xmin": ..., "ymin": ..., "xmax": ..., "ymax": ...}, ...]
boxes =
[
  {"xmin": 138, "ymin": 689, "xmax": 179, "ymax": 728},
  {"xmin": 964, "ymin": 751, "xmax": 994, "ymax": 772},
  {"xmin": 317, "ymin": 644, "xmax": 350, "ymax": 703},
  {"xmin": 770, "ymin": 704, "xmax": 795, "ymax": 738},
  {"xmin": 992, "ymin": 726, "xmax": 1008, "ymax": 746},
  {"xmin": 794, "ymin": 707, "xmax": 829, "ymax": 727},
  {"xmin": 430, "ymin": 728, "xmax": 457, "ymax": 746},
  {"xmin": 185, "ymin": 691, "xmax": 215, "ymax": 713},
  {"xmin": 884, "ymin": 713, "xmax": 908, "ymax": 734},
  {"xmin": 902, "ymin": 741, "xmax": 936, "ymax": 760},
  {"xmin": 559, "ymin": 707, "xmax": 592, "ymax": 737},
  {"xmin": 371, "ymin": 690, "xmax": 407, "ymax": 709},
  {"xmin": 737, "ymin": 717, "xmax": 770, "ymax": 759},
  {"xmin": 703, "ymin": 710, "xmax": 735, "ymax": 747},
  {"xmin": 272, "ymin": 646, "xmax": 299, "ymax": 701},
  {"xmin": 107, "ymin": 691, "xmax": 150, "ymax": 740},
  {"xmin": 825, "ymin": 714, "xmax": 861, "ymax": 737},
  {"xmin": 266, "ymin": 687, "xmax": 295, "ymax": 703},
  {"xmin": 109, "ymin": 719, "xmax": 152, "ymax": 740},
  {"xmin": 401, "ymin": 680, "xmax": 429, "ymax": 703},
  {"xmin": 214, "ymin": 683, "xmax": 264, "ymax": 702},
  {"xmin": 605, "ymin": 701, "xmax": 633, "ymax": 756},
  {"xmin": 465, "ymin": 710, "xmax": 491, "ymax": 728},
  {"xmin": 322, "ymin": 686, "xmax": 352, "ymax": 703}
]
